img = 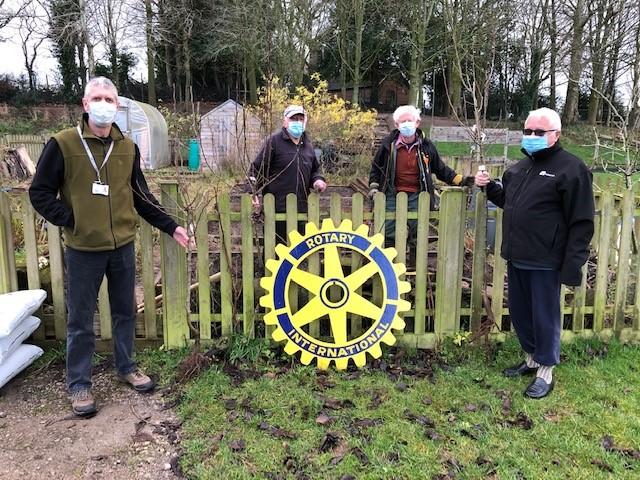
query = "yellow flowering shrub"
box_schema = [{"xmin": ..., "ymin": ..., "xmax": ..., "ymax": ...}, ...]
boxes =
[{"xmin": 249, "ymin": 73, "xmax": 377, "ymax": 155}]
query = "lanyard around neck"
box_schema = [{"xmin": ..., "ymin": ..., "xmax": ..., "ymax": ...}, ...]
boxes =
[{"xmin": 76, "ymin": 125, "xmax": 114, "ymax": 184}]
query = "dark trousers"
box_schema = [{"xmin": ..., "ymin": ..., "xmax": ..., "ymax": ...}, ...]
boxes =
[
  {"xmin": 507, "ymin": 263, "xmax": 561, "ymax": 366},
  {"xmin": 384, "ymin": 192, "xmax": 420, "ymax": 252},
  {"xmin": 65, "ymin": 242, "xmax": 137, "ymax": 392}
]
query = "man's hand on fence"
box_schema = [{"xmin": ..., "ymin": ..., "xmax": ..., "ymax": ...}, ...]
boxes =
[
  {"xmin": 252, "ymin": 195, "xmax": 262, "ymax": 211},
  {"xmin": 313, "ymin": 179, "xmax": 327, "ymax": 192},
  {"xmin": 172, "ymin": 226, "xmax": 191, "ymax": 249}
]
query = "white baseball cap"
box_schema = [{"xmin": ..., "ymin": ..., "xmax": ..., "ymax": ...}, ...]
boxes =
[{"xmin": 283, "ymin": 105, "xmax": 306, "ymax": 118}]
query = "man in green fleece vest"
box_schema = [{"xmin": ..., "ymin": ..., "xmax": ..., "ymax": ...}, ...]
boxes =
[{"xmin": 29, "ymin": 77, "xmax": 190, "ymax": 417}]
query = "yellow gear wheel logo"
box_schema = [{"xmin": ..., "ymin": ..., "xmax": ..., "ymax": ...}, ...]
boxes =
[{"xmin": 260, "ymin": 219, "xmax": 411, "ymax": 370}]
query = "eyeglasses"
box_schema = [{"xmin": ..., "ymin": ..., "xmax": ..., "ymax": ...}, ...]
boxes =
[{"xmin": 523, "ymin": 128, "xmax": 556, "ymax": 136}]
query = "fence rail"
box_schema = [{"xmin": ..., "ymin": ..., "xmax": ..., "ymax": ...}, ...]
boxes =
[{"xmin": 0, "ymin": 184, "xmax": 638, "ymax": 350}]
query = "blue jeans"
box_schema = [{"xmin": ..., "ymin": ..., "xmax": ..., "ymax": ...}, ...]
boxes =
[{"xmin": 65, "ymin": 242, "xmax": 137, "ymax": 392}]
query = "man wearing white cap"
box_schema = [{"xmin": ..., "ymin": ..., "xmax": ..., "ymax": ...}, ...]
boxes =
[{"xmin": 250, "ymin": 105, "xmax": 327, "ymax": 243}]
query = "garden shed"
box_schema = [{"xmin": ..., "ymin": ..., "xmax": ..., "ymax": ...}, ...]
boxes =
[
  {"xmin": 115, "ymin": 96, "xmax": 170, "ymax": 170},
  {"xmin": 199, "ymin": 100, "xmax": 263, "ymax": 170}
]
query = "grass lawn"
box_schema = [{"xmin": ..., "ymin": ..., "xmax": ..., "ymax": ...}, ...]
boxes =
[{"xmin": 139, "ymin": 337, "xmax": 640, "ymax": 479}]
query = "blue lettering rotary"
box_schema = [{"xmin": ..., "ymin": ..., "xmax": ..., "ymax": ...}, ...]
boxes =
[{"xmin": 289, "ymin": 231, "xmax": 371, "ymax": 260}]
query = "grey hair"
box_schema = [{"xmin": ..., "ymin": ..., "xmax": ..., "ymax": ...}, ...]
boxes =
[
  {"xmin": 527, "ymin": 107, "xmax": 562, "ymax": 131},
  {"xmin": 84, "ymin": 77, "xmax": 118, "ymax": 98},
  {"xmin": 393, "ymin": 105, "xmax": 421, "ymax": 123}
]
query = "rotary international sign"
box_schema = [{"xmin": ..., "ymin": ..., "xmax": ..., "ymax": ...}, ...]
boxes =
[{"xmin": 260, "ymin": 219, "xmax": 410, "ymax": 370}]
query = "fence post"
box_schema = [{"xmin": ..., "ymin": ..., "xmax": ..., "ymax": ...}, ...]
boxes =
[
  {"xmin": 414, "ymin": 192, "xmax": 430, "ymax": 336},
  {"xmin": 394, "ymin": 192, "xmax": 408, "ymax": 268},
  {"xmin": 470, "ymin": 190, "xmax": 488, "ymax": 333},
  {"xmin": 307, "ymin": 193, "xmax": 321, "ymax": 338},
  {"xmin": 47, "ymin": 223, "xmax": 66, "ymax": 339},
  {"xmin": 286, "ymin": 194, "xmax": 298, "ymax": 314},
  {"xmin": 196, "ymin": 209, "xmax": 211, "ymax": 340},
  {"xmin": 491, "ymin": 209, "xmax": 506, "ymax": 329},
  {"xmin": 593, "ymin": 193, "xmax": 612, "ymax": 334},
  {"xmin": 140, "ymin": 221, "xmax": 158, "ymax": 339},
  {"xmin": 0, "ymin": 192, "xmax": 17, "ymax": 292},
  {"xmin": 350, "ymin": 192, "xmax": 364, "ymax": 336},
  {"xmin": 21, "ymin": 194, "xmax": 44, "ymax": 339},
  {"xmin": 160, "ymin": 182, "xmax": 189, "ymax": 348},
  {"xmin": 263, "ymin": 194, "xmax": 276, "ymax": 338},
  {"xmin": 241, "ymin": 195, "xmax": 255, "ymax": 337},
  {"xmin": 219, "ymin": 192, "xmax": 233, "ymax": 337},
  {"xmin": 613, "ymin": 189, "xmax": 634, "ymax": 334},
  {"xmin": 435, "ymin": 188, "xmax": 465, "ymax": 337}
]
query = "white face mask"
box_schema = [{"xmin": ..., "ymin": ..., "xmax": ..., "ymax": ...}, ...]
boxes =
[{"xmin": 88, "ymin": 101, "xmax": 117, "ymax": 127}]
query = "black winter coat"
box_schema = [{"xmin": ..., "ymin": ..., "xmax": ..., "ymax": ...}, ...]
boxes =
[{"xmin": 485, "ymin": 142, "xmax": 594, "ymax": 286}]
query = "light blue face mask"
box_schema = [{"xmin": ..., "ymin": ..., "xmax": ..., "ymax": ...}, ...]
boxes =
[
  {"xmin": 398, "ymin": 121, "xmax": 417, "ymax": 138},
  {"xmin": 89, "ymin": 100, "xmax": 117, "ymax": 127},
  {"xmin": 521, "ymin": 135, "xmax": 548, "ymax": 155},
  {"xmin": 287, "ymin": 121, "xmax": 305, "ymax": 138}
]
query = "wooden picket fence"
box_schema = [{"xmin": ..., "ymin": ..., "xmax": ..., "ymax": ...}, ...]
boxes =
[{"xmin": 0, "ymin": 182, "xmax": 639, "ymax": 351}]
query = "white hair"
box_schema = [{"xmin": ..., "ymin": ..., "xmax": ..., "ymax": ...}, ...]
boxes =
[
  {"xmin": 84, "ymin": 77, "xmax": 118, "ymax": 98},
  {"xmin": 527, "ymin": 107, "xmax": 562, "ymax": 131},
  {"xmin": 393, "ymin": 105, "xmax": 421, "ymax": 123}
]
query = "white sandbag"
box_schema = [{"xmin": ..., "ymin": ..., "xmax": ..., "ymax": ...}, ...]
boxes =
[
  {"xmin": 0, "ymin": 344, "xmax": 43, "ymax": 389},
  {"xmin": 0, "ymin": 316, "xmax": 41, "ymax": 364},
  {"xmin": 0, "ymin": 289, "xmax": 46, "ymax": 338}
]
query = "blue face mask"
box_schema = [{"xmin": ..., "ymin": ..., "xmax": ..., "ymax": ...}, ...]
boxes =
[
  {"xmin": 287, "ymin": 121, "xmax": 305, "ymax": 138},
  {"xmin": 521, "ymin": 135, "xmax": 548, "ymax": 155},
  {"xmin": 89, "ymin": 100, "xmax": 117, "ymax": 127},
  {"xmin": 398, "ymin": 121, "xmax": 416, "ymax": 138}
]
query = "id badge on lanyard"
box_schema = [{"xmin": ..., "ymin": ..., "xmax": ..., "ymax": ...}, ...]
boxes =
[{"xmin": 77, "ymin": 126, "xmax": 114, "ymax": 196}]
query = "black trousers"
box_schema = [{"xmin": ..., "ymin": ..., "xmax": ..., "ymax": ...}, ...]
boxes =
[{"xmin": 507, "ymin": 263, "xmax": 561, "ymax": 366}]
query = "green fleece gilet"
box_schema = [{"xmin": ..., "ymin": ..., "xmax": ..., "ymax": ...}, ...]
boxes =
[{"xmin": 53, "ymin": 119, "xmax": 138, "ymax": 251}]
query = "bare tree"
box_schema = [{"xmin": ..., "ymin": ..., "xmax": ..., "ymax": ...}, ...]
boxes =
[{"xmin": 16, "ymin": 3, "xmax": 47, "ymax": 90}]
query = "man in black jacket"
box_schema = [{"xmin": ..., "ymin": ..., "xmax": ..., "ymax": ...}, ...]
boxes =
[
  {"xmin": 475, "ymin": 107, "xmax": 594, "ymax": 399},
  {"xmin": 368, "ymin": 105, "xmax": 473, "ymax": 249},
  {"xmin": 250, "ymin": 105, "xmax": 326, "ymax": 244}
]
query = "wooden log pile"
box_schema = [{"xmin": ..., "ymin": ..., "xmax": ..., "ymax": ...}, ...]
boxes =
[{"xmin": 1, "ymin": 145, "xmax": 36, "ymax": 181}]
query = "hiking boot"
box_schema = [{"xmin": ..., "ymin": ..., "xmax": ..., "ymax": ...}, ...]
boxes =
[
  {"xmin": 118, "ymin": 369, "xmax": 155, "ymax": 392},
  {"xmin": 70, "ymin": 389, "xmax": 97, "ymax": 416}
]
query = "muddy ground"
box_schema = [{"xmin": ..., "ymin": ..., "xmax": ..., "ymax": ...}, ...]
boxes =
[{"xmin": 0, "ymin": 359, "xmax": 183, "ymax": 480}]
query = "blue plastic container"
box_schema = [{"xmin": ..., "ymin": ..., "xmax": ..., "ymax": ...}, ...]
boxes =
[{"xmin": 188, "ymin": 138, "xmax": 200, "ymax": 171}]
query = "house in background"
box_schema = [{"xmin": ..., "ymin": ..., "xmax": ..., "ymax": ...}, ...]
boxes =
[{"xmin": 327, "ymin": 78, "xmax": 409, "ymax": 111}]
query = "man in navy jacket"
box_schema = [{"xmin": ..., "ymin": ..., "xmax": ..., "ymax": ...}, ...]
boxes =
[{"xmin": 475, "ymin": 107, "xmax": 594, "ymax": 399}]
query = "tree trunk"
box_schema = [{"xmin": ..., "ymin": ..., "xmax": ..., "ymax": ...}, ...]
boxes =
[
  {"xmin": 562, "ymin": 0, "xmax": 586, "ymax": 125},
  {"xmin": 351, "ymin": 0, "xmax": 364, "ymax": 105},
  {"xmin": 145, "ymin": 0, "xmax": 157, "ymax": 106},
  {"xmin": 247, "ymin": 57, "xmax": 258, "ymax": 104},
  {"xmin": 549, "ymin": 0, "xmax": 557, "ymax": 110},
  {"xmin": 587, "ymin": 59, "xmax": 605, "ymax": 125}
]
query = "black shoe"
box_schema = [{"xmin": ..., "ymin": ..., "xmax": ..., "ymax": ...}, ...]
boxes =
[
  {"xmin": 503, "ymin": 362, "xmax": 537, "ymax": 378},
  {"xmin": 524, "ymin": 377, "xmax": 554, "ymax": 399}
]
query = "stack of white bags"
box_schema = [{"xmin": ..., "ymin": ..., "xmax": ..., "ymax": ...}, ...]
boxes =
[{"xmin": 0, "ymin": 290, "xmax": 46, "ymax": 389}]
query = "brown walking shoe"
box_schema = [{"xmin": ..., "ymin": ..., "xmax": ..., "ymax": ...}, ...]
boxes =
[
  {"xmin": 70, "ymin": 389, "xmax": 97, "ymax": 417},
  {"xmin": 118, "ymin": 369, "xmax": 155, "ymax": 392}
]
